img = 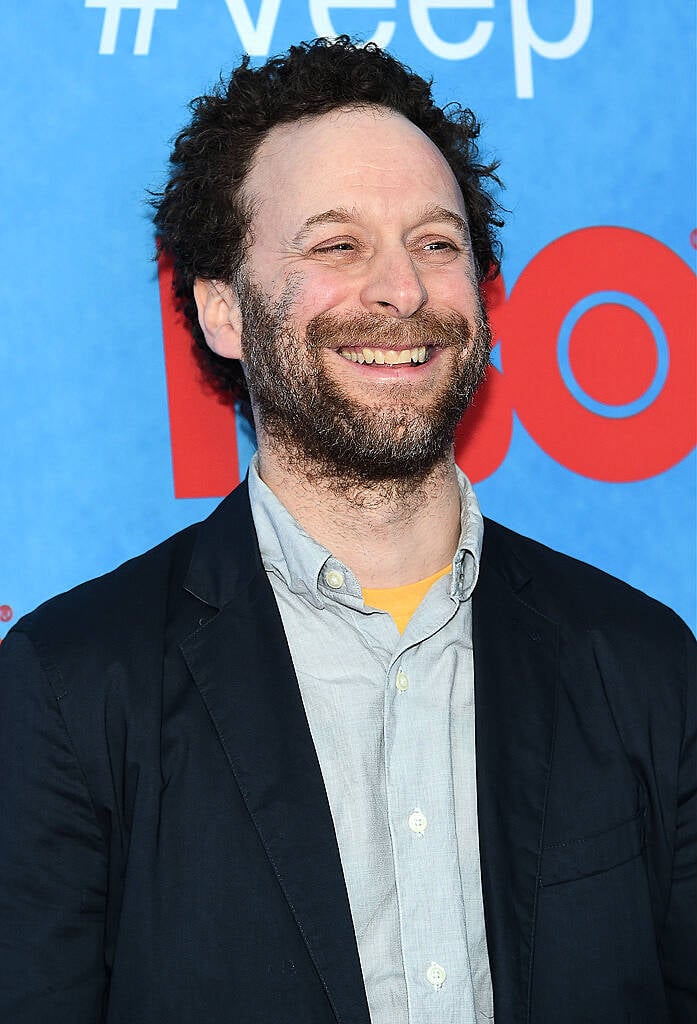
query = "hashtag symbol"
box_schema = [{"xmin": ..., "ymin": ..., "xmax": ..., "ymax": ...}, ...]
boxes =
[{"xmin": 85, "ymin": 0, "xmax": 178, "ymax": 55}]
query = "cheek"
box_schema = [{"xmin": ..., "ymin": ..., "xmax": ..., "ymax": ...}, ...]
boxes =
[
  {"xmin": 285, "ymin": 268, "xmax": 357, "ymax": 327},
  {"xmin": 426, "ymin": 271, "xmax": 481, "ymax": 319}
]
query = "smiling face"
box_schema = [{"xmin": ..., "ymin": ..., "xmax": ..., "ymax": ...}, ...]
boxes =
[{"xmin": 201, "ymin": 105, "xmax": 490, "ymax": 486}]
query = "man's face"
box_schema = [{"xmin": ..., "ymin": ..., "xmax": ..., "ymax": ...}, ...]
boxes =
[{"xmin": 234, "ymin": 106, "xmax": 490, "ymax": 485}]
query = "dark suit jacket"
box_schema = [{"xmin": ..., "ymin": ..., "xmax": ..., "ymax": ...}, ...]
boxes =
[{"xmin": 0, "ymin": 482, "xmax": 694, "ymax": 1023}]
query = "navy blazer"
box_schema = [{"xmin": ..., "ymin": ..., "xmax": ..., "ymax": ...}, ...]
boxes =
[{"xmin": 0, "ymin": 482, "xmax": 694, "ymax": 1023}]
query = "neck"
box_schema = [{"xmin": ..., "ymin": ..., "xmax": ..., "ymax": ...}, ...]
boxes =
[{"xmin": 256, "ymin": 433, "xmax": 463, "ymax": 589}]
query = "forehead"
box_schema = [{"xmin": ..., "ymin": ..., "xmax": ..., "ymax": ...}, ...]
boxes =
[{"xmin": 242, "ymin": 106, "xmax": 466, "ymax": 234}]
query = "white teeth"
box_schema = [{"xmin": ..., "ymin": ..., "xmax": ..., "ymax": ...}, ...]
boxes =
[{"xmin": 339, "ymin": 346, "xmax": 430, "ymax": 365}]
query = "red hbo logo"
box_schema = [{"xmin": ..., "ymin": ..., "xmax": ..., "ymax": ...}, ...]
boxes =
[{"xmin": 159, "ymin": 227, "xmax": 696, "ymax": 497}]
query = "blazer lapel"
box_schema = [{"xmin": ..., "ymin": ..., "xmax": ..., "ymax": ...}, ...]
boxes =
[
  {"xmin": 474, "ymin": 522, "xmax": 560, "ymax": 1024},
  {"xmin": 180, "ymin": 484, "xmax": 371, "ymax": 1024}
]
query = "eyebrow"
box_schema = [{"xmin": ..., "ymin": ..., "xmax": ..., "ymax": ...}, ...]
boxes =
[
  {"xmin": 289, "ymin": 203, "xmax": 470, "ymax": 247},
  {"xmin": 290, "ymin": 208, "xmax": 357, "ymax": 247},
  {"xmin": 417, "ymin": 204, "xmax": 470, "ymax": 239}
]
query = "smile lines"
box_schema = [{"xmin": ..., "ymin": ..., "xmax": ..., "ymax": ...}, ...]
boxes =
[{"xmin": 338, "ymin": 346, "xmax": 429, "ymax": 365}]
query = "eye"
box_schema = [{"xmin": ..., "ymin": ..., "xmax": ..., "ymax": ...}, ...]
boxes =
[
  {"xmin": 312, "ymin": 237, "xmax": 358, "ymax": 255},
  {"xmin": 424, "ymin": 240, "xmax": 457, "ymax": 251},
  {"xmin": 415, "ymin": 236, "xmax": 462, "ymax": 264}
]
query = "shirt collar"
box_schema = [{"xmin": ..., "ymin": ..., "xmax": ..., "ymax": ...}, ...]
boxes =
[{"xmin": 248, "ymin": 453, "xmax": 483, "ymax": 609}]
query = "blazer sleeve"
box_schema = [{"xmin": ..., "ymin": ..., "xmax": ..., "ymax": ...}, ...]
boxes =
[
  {"xmin": 0, "ymin": 628, "xmax": 108, "ymax": 1023},
  {"xmin": 660, "ymin": 621, "xmax": 697, "ymax": 1022}
]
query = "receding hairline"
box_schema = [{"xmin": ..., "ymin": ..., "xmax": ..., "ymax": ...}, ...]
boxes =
[{"xmin": 239, "ymin": 102, "xmax": 460, "ymax": 216}]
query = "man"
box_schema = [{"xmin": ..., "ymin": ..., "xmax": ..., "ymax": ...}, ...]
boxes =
[{"xmin": 0, "ymin": 37, "xmax": 694, "ymax": 1024}]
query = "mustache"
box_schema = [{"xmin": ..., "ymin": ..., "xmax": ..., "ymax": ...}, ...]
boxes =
[{"xmin": 304, "ymin": 308, "xmax": 478, "ymax": 352}]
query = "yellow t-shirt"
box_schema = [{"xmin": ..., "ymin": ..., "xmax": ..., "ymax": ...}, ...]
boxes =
[{"xmin": 362, "ymin": 564, "xmax": 452, "ymax": 634}]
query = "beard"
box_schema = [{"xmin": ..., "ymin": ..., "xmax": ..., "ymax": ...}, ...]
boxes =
[{"xmin": 237, "ymin": 275, "xmax": 491, "ymax": 492}]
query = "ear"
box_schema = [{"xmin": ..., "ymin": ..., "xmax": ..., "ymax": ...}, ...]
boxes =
[{"xmin": 193, "ymin": 278, "xmax": 243, "ymax": 360}]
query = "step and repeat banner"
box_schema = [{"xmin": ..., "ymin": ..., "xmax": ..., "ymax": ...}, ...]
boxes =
[{"xmin": 1, "ymin": 1, "xmax": 695, "ymax": 638}]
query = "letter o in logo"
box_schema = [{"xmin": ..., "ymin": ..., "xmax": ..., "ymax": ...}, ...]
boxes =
[{"xmin": 502, "ymin": 227, "xmax": 696, "ymax": 481}]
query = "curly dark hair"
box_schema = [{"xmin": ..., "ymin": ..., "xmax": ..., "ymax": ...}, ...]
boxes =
[{"xmin": 152, "ymin": 36, "xmax": 503, "ymax": 409}]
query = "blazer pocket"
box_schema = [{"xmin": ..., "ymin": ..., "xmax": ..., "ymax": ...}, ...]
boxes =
[{"xmin": 539, "ymin": 810, "xmax": 646, "ymax": 887}]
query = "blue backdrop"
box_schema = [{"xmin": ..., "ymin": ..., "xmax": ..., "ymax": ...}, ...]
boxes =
[{"xmin": 1, "ymin": 1, "xmax": 695, "ymax": 640}]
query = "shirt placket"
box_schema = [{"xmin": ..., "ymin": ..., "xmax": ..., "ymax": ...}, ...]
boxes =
[{"xmin": 383, "ymin": 616, "xmax": 477, "ymax": 1024}]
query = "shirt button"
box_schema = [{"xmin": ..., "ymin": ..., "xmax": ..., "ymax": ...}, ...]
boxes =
[
  {"xmin": 426, "ymin": 962, "xmax": 447, "ymax": 990},
  {"xmin": 395, "ymin": 669, "xmax": 409, "ymax": 692},
  {"xmin": 408, "ymin": 809, "xmax": 427, "ymax": 835},
  {"xmin": 324, "ymin": 569, "xmax": 344, "ymax": 590}
]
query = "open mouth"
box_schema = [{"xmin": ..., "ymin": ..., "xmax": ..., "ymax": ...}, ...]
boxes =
[{"xmin": 337, "ymin": 346, "xmax": 432, "ymax": 366}]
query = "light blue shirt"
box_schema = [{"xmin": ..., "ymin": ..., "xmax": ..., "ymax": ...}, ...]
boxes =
[{"xmin": 249, "ymin": 456, "xmax": 494, "ymax": 1023}]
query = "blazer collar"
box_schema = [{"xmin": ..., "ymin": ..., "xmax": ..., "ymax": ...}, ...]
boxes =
[{"xmin": 183, "ymin": 480, "xmax": 263, "ymax": 610}]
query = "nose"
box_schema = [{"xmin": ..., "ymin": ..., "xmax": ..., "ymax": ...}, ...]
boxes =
[{"xmin": 359, "ymin": 246, "xmax": 427, "ymax": 319}]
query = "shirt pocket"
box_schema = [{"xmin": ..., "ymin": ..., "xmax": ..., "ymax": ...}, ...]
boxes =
[{"xmin": 539, "ymin": 810, "xmax": 646, "ymax": 887}]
